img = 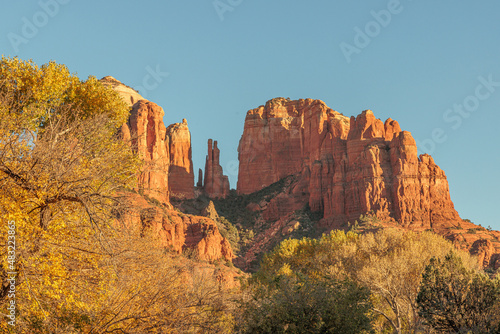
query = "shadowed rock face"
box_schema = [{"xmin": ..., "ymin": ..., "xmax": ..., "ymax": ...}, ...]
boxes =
[
  {"xmin": 203, "ymin": 139, "xmax": 230, "ymax": 199},
  {"xmin": 166, "ymin": 119, "xmax": 194, "ymax": 200},
  {"xmin": 237, "ymin": 98, "xmax": 460, "ymax": 229}
]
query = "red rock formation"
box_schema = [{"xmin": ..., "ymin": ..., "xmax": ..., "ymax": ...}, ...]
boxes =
[
  {"xmin": 121, "ymin": 193, "xmax": 233, "ymax": 262},
  {"xmin": 104, "ymin": 77, "xmax": 233, "ymax": 263},
  {"xmin": 103, "ymin": 77, "xmax": 195, "ymax": 202},
  {"xmin": 237, "ymin": 98, "xmax": 350, "ymax": 194},
  {"xmin": 237, "ymin": 98, "xmax": 460, "ymax": 229},
  {"xmin": 166, "ymin": 119, "xmax": 195, "ymax": 199},
  {"xmin": 184, "ymin": 216, "xmax": 234, "ymax": 261},
  {"xmin": 470, "ymin": 239, "xmax": 495, "ymax": 268},
  {"xmin": 435, "ymin": 219, "xmax": 500, "ymax": 270},
  {"xmin": 203, "ymin": 139, "xmax": 230, "ymax": 198},
  {"xmin": 126, "ymin": 194, "xmax": 234, "ymax": 262},
  {"xmin": 123, "ymin": 100, "xmax": 170, "ymax": 204}
]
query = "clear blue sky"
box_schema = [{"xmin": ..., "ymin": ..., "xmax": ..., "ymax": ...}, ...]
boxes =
[{"xmin": 1, "ymin": 1, "xmax": 499, "ymax": 230}]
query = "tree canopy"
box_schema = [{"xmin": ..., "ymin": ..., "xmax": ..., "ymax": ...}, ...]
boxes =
[
  {"xmin": 417, "ymin": 252, "xmax": 500, "ymax": 333},
  {"xmin": 242, "ymin": 228, "xmax": 479, "ymax": 334},
  {"xmin": 0, "ymin": 57, "xmax": 139, "ymax": 332}
]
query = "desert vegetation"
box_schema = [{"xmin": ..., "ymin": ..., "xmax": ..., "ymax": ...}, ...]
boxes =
[
  {"xmin": 1, "ymin": 58, "xmax": 499, "ymax": 333},
  {"xmin": 238, "ymin": 229, "xmax": 500, "ymax": 333}
]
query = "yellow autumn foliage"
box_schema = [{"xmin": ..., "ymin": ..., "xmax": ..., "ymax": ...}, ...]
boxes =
[
  {"xmin": 256, "ymin": 228, "xmax": 478, "ymax": 334},
  {"xmin": 0, "ymin": 57, "xmax": 236, "ymax": 334},
  {"xmin": 0, "ymin": 57, "xmax": 140, "ymax": 333}
]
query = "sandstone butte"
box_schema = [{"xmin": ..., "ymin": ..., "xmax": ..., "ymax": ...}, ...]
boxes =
[
  {"xmin": 121, "ymin": 192, "xmax": 234, "ymax": 263},
  {"xmin": 237, "ymin": 97, "xmax": 459, "ymax": 228},
  {"xmin": 237, "ymin": 97, "xmax": 500, "ymax": 269},
  {"xmin": 100, "ymin": 76, "xmax": 234, "ymax": 265}
]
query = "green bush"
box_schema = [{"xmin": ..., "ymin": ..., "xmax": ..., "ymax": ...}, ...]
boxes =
[
  {"xmin": 417, "ymin": 252, "xmax": 500, "ymax": 333},
  {"xmin": 239, "ymin": 275, "xmax": 372, "ymax": 334}
]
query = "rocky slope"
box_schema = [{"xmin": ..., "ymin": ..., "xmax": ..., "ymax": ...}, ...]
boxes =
[{"xmin": 120, "ymin": 192, "xmax": 233, "ymax": 262}]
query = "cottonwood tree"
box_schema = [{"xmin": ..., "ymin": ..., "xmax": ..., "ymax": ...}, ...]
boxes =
[
  {"xmin": 346, "ymin": 229, "xmax": 478, "ymax": 333},
  {"xmin": 0, "ymin": 57, "xmax": 238, "ymax": 333},
  {"xmin": 86, "ymin": 229, "xmax": 236, "ymax": 334},
  {"xmin": 239, "ymin": 233, "xmax": 373, "ymax": 334},
  {"xmin": 0, "ymin": 57, "xmax": 140, "ymax": 333},
  {"xmin": 335, "ymin": 229, "xmax": 478, "ymax": 334}
]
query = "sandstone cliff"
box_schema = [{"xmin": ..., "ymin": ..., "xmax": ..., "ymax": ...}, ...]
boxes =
[
  {"xmin": 233, "ymin": 97, "xmax": 500, "ymax": 270},
  {"xmin": 203, "ymin": 139, "xmax": 230, "ymax": 199},
  {"xmin": 237, "ymin": 98, "xmax": 459, "ymax": 229},
  {"xmin": 166, "ymin": 119, "xmax": 195, "ymax": 199},
  {"xmin": 102, "ymin": 77, "xmax": 231, "ymax": 262},
  {"xmin": 102, "ymin": 77, "xmax": 195, "ymax": 202},
  {"xmin": 122, "ymin": 99, "xmax": 171, "ymax": 204}
]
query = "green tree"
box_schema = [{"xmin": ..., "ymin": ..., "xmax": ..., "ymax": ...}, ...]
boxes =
[
  {"xmin": 238, "ymin": 233, "xmax": 373, "ymax": 333},
  {"xmin": 250, "ymin": 229, "xmax": 478, "ymax": 333},
  {"xmin": 417, "ymin": 252, "xmax": 500, "ymax": 333},
  {"xmin": 240, "ymin": 273, "xmax": 372, "ymax": 333}
]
